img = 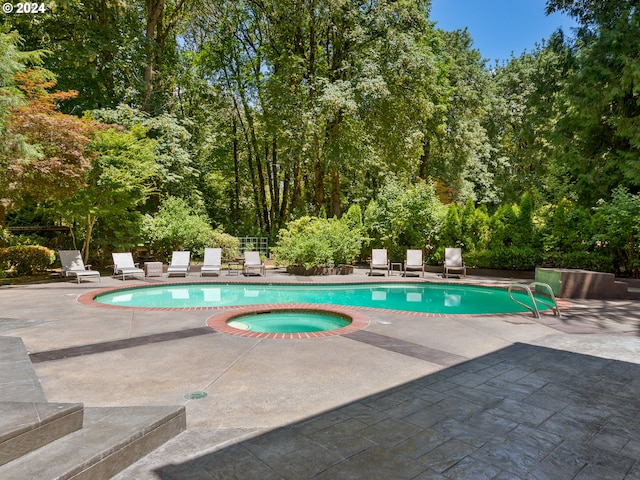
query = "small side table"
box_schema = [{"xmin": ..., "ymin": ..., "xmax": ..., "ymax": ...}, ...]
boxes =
[
  {"xmin": 145, "ymin": 261, "xmax": 163, "ymax": 277},
  {"xmin": 227, "ymin": 260, "xmax": 243, "ymax": 276},
  {"xmin": 390, "ymin": 262, "xmax": 403, "ymax": 276}
]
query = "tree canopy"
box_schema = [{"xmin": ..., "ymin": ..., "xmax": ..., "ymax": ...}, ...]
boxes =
[{"xmin": 1, "ymin": 0, "xmax": 639, "ymax": 271}]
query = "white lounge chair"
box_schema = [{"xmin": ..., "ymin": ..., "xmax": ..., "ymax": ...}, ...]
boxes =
[
  {"xmin": 444, "ymin": 248, "xmax": 466, "ymax": 278},
  {"xmin": 369, "ymin": 249, "xmax": 389, "ymax": 276},
  {"xmin": 243, "ymin": 251, "xmax": 265, "ymax": 276},
  {"xmin": 112, "ymin": 252, "xmax": 145, "ymax": 280},
  {"xmin": 201, "ymin": 248, "xmax": 222, "ymax": 276},
  {"xmin": 404, "ymin": 249, "xmax": 424, "ymax": 277},
  {"xmin": 58, "ymin": 250, "xmax": 101, "ymax": 283},
  {"xmin": 167, "ymin": 251, "xmax": 190, "ymax": 277}
]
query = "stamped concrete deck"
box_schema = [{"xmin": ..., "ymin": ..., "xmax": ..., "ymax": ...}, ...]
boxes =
[{"xmin": 1, "ymin": 267, "xmax": 640, "ymax": 479}]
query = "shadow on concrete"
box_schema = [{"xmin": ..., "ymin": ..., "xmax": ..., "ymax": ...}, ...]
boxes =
[{"xmin": 153, "ymin": 343, "xmax": 640, "ymax": 479}]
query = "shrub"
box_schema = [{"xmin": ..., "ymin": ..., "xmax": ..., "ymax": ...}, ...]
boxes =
[
  {"xmin": 142, "ymin": 197, "xmax": 213, "ymax": 258},
  {"xmin": 272, "ymin": 211, "xmax": 364, "ymax": 269},
  {"xmin": 208, "ymin": 230, "xmax": 240, "ymax": 262},
  {"xmin": 465, "ymin": 246, "xmax": 542, "ymax": 270},
  {"xmin": 0, "ymin": 245, "xmax": 56, "ymax": 275},
  {"xmin": 364, "ymin": 178, "xmax": 444, "ymax": 260},
  {"xmin": 559, "ymin": 251, "xmax": 614, "ymax": 272},
  {"xmin": 461, "ymin": 200, "xmax": 490, "ymax": 252}
]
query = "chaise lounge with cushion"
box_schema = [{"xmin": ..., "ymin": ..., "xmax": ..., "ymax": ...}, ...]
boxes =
[
  {"xmin": 58, "ymin": 250, "xmax": 101, "ymax": 283},
  {"xmin": 444, "ymin": 247, "xmax": 466, "ymax": 278},
  {"xmin": 167, "ymin": 251, "xmax": 191, "ymax": 277},
  {"xmin": 201, "ymin": 248, "xmax": 222, "ymax": 277},
  {"xmin": 112, "ymin": 252, "xmax": 145, "ymax": 280}
]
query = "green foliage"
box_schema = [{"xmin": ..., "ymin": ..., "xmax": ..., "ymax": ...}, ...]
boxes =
[
  {"xmin": 460, "ymin": 200, "xmax": 490, "ymax": 252},
  {"xmin": 594, "ymin": 186, "xmax": 640, "ymax": 276},
  {"xmin": 0, "ymin": 227, "xmax": 11, "ymax": 247},
  {"xmin": 539, "ymin": 198, "xmax": 595, "ymax": 266},
  {"xmin": 207, "ymin": 230, "xmax": 240, "ymax": 263},
  {"xmin": 440, "ymin": 204, "xmax": 463, "ymax": 249},
  {"xmin": 272, "ymin": 211, "xmax": 365, "ymax": 269},
  {"xmin": 143, "ymin": 197, "xmax": 213, "ymax": 258},
  {"xmin": 558, "ymin": 251, "xmax": 614, "ymax": 273},
  {"xmin": 88, "ymin": 106, "xmax": 197, "ymax": 202},
  {"xmin": 0, "ymin": 245, "xmax": 55, "ymax": 275},
  {"xmin": 60, "ymin": 126, "xmax": 157, "ymax": 260},
  {"xmin": 364, "ymin": 178, "xmax": 445, "ymax": 260},
  {"xmin": 465, "ymin": 246, "xmax": 542, "ymax": 271}
]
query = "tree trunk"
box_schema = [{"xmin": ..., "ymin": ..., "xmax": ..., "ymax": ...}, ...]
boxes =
[
  {"xmin": 82, "ymin": 215, "xmax": 97, "ymax": 264},
  {"xmin": 331, "ymin": 166, "xmax": 341, "ymax": 217},
  {"xmin": 143, "ymin": 0, "xmax": 164, "ymax": 112}
]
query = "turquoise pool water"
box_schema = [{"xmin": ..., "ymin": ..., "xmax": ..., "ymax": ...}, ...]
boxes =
[
  {"xmin": 94, "ymin": 283, "xmax": 549, "ymax": 315},
  {"xmin": 227, "ymin": 311, "xmax": 351, "ymax": 333}
]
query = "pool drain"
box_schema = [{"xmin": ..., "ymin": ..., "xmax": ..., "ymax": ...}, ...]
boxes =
[{"xmin": 184, "ymin": 391, "xmax": 208, "ymax": 400}]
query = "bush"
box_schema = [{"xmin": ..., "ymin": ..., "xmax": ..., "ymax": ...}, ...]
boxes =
[
  {"xmin": 0, "ymin": 245, "xmax": 56, "ymax": 275},
  {"xmin": 208, "ymin": 230, "xmax": 240, "ymax": 262},
  {"xmin": 559, "ymin": 251, "xmax": 614, "ymax": 272},
  {"xmin": 142, "ymin": 197, "xmax": 213, "ymax": 258},
  {"xmin": 272, "ymin": 212, "xmax": 364, "ymax": 269},
  {"xmin": 465, "ymin": 246, "xmax": 542, "ymax": 270},
  {"xmin": 364, "ymin": 178, "xmax": 445, "ymax": 260}
]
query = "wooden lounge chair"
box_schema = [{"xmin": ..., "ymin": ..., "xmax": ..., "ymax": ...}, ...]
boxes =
[
  {"xmin": 369, "ymin": 249, "xmax": 389, "ymax": 276},
  {"xmin": 58, "ymin": 250, "xmax": 101, "ymax": 283},
  {"xmin": 201, "ymin": 248, "xmax": 222, "ymax": 276},
  {"xmin": 243, "ymin": 251, "xmax": 265, "ymax": 276},
  {"xmin": 112, "ymin": 252, "xmax": 145, "ymax": 280},
  {"xmin": 167, "ymin": 251, "xmax": 190, "ymax": 277},
  {"xmin": 444, "ymin": 248, "xmax": 466, "ymax": 278},
  {"xmin": 403, "ymin": 249, "xmax": 424, "ymax": 277}
]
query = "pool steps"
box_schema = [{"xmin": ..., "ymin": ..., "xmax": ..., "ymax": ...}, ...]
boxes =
[{"xmin": 0, "ymin": 336, "xmax": 186, "ymax": 479}]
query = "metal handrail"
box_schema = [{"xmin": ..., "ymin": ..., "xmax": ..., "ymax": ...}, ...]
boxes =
[
  {"xmin": 529, "ymin": 282, "xmax": 561, "ymax": 317},
  {"xmin": 508, "ymin": 282, "xmax": 561, "ymax": 318}
]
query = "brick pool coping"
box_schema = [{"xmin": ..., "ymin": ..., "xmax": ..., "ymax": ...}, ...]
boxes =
[{"xmin": 206, "ymin": 304, "xmax": 370, "ymax": 339}]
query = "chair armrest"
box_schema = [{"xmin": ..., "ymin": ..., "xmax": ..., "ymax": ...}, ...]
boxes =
[{"xmin": 85, "ymin": 264, "xmax": 92, "ymax": 270}]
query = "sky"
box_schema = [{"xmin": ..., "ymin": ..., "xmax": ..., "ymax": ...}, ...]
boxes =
[{"xmin": 430, "ymin": 0, "xmax": 578, "ymax": 64}]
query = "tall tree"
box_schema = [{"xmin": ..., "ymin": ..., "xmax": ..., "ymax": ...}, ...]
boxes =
[
  {"xmin": 6, "ymin": 0, "xmax": 146, "ymax": 112},
  {"xmin": 6, "ymin": 68, "xmax": 106, "ymax": 207},
  {"xmin": 0, "ymin": 29, "xmax": 46, "ymax": 225},
  {"xmin": 185, "ymin": 0, "xmax": 448, "ymax": 235},
  {"xmin": 546, "ymin": 0, "xmax": 640, "ymax": 204}
]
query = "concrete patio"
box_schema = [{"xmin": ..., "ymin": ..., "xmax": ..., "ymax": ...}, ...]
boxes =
[{"xmin": 1, "ymin": 268, "xmax": 640, "ymax": 479}]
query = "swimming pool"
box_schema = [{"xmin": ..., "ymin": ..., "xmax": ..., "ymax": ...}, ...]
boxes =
[{"xmin": 92, "ymin": 282, "xmax": 550, "ymax": 315}]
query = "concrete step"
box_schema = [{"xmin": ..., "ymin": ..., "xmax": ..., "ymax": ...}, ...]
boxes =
[
  {"xmin": 0, "ymin": 336, "xmax": 47, "ymax": 403},
  {"xmin": 0, "ymin": 401, "xmax": 84, "ymax": 466},
  {"xmin": 0, "ymin": 405, "xmax": 186, "ymax": 480}
]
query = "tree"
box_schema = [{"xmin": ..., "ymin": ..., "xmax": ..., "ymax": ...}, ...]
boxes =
[
  {"xmin": 420, "ymin": 28, "xmax": 494, "ymax": 204},
  {"xmin": 142, "ymin": 196, "xmax": 213, "ymax": 258},
  {"xmin": 88, "ymin": 106, "xmax": 198, "ymax": 209},
  {"xmin": 6, "ymin": 0, "xmax": 147, "ymax": 112},
  {"xmin": 364, "ymin": 178, "xmax": 445, "ymax": 260},
  {"xmin": 6, "ymin": 68, "xmax": 107, "ymax": 206},
  {"xmin": 186, "ymin": 0, "xmax": 450, "ymax": 235},
  {"xmin": 546, "ymin": 0, "xmax": 640, "ymax": 204},
  {"xmin": 0, "ymin": 29, "xmax": 47, "ymax": 225},
  {"xmin": 60, "ymin": 126, "xmax": 157, "ymax": 262}
]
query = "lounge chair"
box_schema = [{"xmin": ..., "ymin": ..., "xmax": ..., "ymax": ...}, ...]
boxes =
[
  {"xmin": 201, "ymin": 248, "xmax": 222, "ymax": 276},
  {"xmin": 444, "ymin": 248, "xmax": 466, "ymax": 278},
  {"xmin": 112, "ymin": 252, "xmax": 145, "ymax": 280},
  {"xmin": 243, "ymin": 251, "xmax": 265, "ymax": 276},
  {"xmin": 403, "ymin": 249, "xmax": 424, "ymax": 277},
  {"xmin": 369, "ymin": 248, "xmax": 389, "ymax": 276},
  {"xmin": 58, "ymin": 250, "xmax": 101, "ymax": 283},
  {"xmin": 167, "ymin": 251, "xmax": 190, "ymax": 277}
]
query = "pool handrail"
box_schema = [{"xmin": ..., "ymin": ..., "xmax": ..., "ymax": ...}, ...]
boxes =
[{"xmin": 508, "ymin": 282, "xmax": 560, "ymax": 318}]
